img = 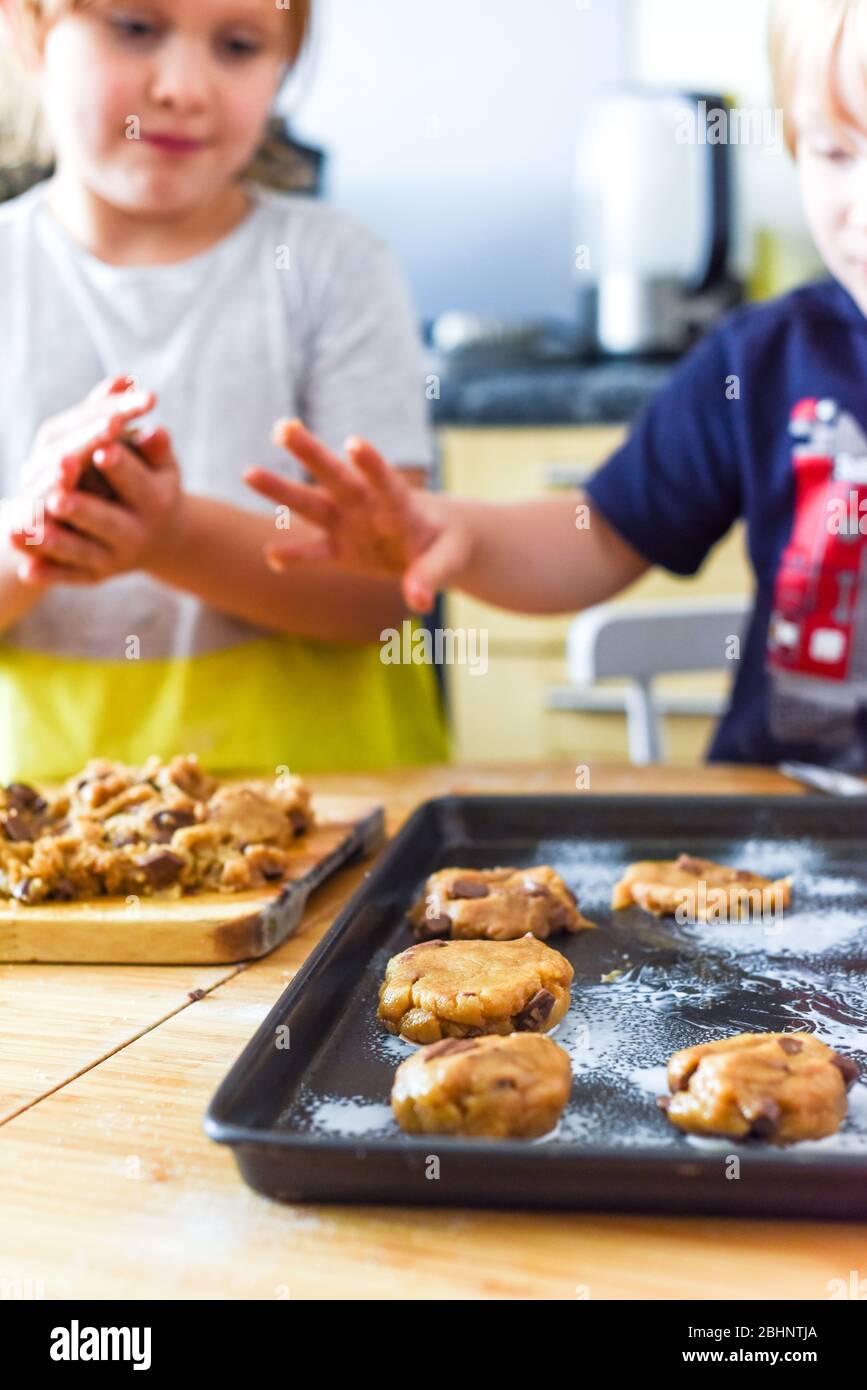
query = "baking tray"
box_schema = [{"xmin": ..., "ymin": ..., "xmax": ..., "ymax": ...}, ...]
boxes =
[{"xmin": 205, "ymin": 795, "xmax": 867, "ymax": 1217}]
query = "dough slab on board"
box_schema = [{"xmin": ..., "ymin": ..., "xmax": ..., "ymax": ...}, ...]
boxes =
[
  {"xmin": 0, "ymin": 754, "xmax": 313, "ymax": 905},
  {"xmin": 0, "ymin": 793, "xmax": 384, "ymax": 964}
]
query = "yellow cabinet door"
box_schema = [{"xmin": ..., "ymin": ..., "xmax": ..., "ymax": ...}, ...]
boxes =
[{"xmin": 438, "ymin": 425, "xmax": 753, "ymax": 763}]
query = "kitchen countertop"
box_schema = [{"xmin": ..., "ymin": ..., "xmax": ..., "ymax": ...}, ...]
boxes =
[
  {"xmin": 430, "ymin": 357, "xmax": 673, "ymax": 427},
  {"xmin": 2, "ymin": 759, "xmax": 864, "ymax": 1302}
]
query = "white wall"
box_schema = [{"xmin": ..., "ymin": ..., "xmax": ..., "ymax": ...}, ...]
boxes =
[
  {"xmin": 282, "ymin": 0, "xmax": 820, "ymax": 322},
  {"xmin": 283, "ymin": 0, "xmax": 627, "ymax": 321},
  {"xmin": 632, "ymin": 0, "xmax": 822, "ymax": 288}
]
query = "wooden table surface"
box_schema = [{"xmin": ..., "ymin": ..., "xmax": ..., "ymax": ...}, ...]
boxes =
[{"xmin": 2, "ymin": 760, "xmax": 865, "ymax": 1301}]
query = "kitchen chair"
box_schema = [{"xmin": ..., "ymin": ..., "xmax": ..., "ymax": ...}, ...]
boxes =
[{"xmin": 547, "ymin": 597, "xmax": 751, "ymax": 764}]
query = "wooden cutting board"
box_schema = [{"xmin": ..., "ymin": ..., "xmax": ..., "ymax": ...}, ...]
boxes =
[{"xmin": 0, "ymin": 794, "xmax": 384, "ymax": 965}]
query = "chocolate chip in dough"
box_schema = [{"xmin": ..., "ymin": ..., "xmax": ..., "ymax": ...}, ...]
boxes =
[
  {"xmin": 831, "ymin": 1053, "xmax": 860, "ymax": 1090},
  {"xmin": 2, "ymin": 810, "xmax": 39, "ymax": 843},
  {"xmin": 49, "ymin": 878, "xmax": 76, "ymax": 902},
  {"xmin": 150, "ymin": 808, "xmax": 196, "ymax": 842},
  {"xmin": 448, "ymin": 878, "xmax": 490, "ymax": 900},
  {"xmin": 413, "ymin": 913, "xmax": 451, "ymax": 941},
  {"xmin": 11, "ymin": 877, "xmax": 39, "ymax": 903},
  {"xmin": 748, "ymin": 1099, "xmax": 782, "ymax": 1139},
  {"xmin": 778, "ymin": 1037, "xmax": 803, "ymax": 1055},
  {"xmin": 423, "ymin": 1038, "xmax": 480, "ymax": 1060},
  {"xmin": 513, "ymin": 988, "xmax": 556, "ymax": 1031},
  {"xmin": 5, "ymin": 782, "xmax": 47, "ymax": 814},
  {"xmin": 138, "ymin": 851, "xmax": 185, "ymax": 890}
]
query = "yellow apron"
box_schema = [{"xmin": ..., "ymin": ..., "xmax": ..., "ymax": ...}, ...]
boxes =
[{"xmin": 0, "ymin": 632, "xmax": 449, "ymax": 782}]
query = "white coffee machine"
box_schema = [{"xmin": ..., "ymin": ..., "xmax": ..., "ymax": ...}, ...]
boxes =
[{"xmin": 574, "ymin": 87, "xmax": 741, "ymax": 356}]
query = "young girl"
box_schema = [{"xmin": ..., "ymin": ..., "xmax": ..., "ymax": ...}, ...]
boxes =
[
  {"xmin": 0, "ymin": 0, "xmax": 447, "ymax": 781},
  {"xmin": 247, "ymin": 0, "xmax": 867, "ymax": 774}
]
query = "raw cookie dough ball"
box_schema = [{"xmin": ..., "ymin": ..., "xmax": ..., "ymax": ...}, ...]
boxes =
[
  {"xmin": 612, "ymin": 853, "xmax": 791, "ymax": 921},
  {"xmin": 408, "ymin": 864, "xmax": 594, "ymax": 941},
  {"xmin": 392, "ymin": 1033, "xmax": 572, "ymax": 1138},
  {"xmin": 377, "ymin": 934, "xmax": 573, "ymax": 1044},
  {"xmin": 659, "ymin": 1032, "xmax": 858, "ymax": 1143}
]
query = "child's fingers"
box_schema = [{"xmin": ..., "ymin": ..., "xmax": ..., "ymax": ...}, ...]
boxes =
[
  {"xmin": 53, "ymin": 409, "xmax": 152, "ymax": 489},
  {"xmin": 345, "ymin": 437, "xmax": 409, "ymax": 506},
  {"xmin": 35, "ymin": 379, "xmax": 126, "ymax": 447},
  {"xmin": 272, "ymin": 419, "xmax": 366, "ymax": 505},
  {"xmin": 97, "ymin": 389, "xmax": 157, "ymax": 436},
  {"xmin": 84, "ymin": 378, "xmax": 155, "ymax": 424},
  {"xmin": 45, "ymin": 487, "xmax": 138, "ymax": 550},
  {"xmin": 243, "ymin": 466, "xmax": 293, "ymax": 505},
  {"xmin": 9, "ymin": 529, "xmax": 38, "ymax": 554},
  {"xmin": 86, "ymin": 374, "xmax": 139, "ymax": 404},
  {"xmin": 42, "ymin": 386, "xmax": 155, "ymax": 454},
  {"xmin": 12, "ymin": 520, "xmax": 107, "ymax": 575},
  {"xmin": 265, "ymin": 538, "xmax": 334, "ymax": 572},
  {"xmin": 130, "ymin": 427, "xmax": 178, "ymax": 474},
  {"xmin": 402, "ymin": 530, "xmax": 468, "ymax": 612},
  {"xmin": 33, "ymin": 519, "xmax": 111, "ymax": 572},
  {"xmin": 89, "ymin": 442, "xmax": 155, "ymax": 511},
  {"xmin": 243, "ymin": 468, "xmax": 337, "ymax": 529},
  {"xmin": 17, "ymin": 554, "xmax": 97, "ymax": 587}
]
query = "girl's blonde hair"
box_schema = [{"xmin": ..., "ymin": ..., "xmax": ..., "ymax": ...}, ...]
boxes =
[
  {"xmin": 0, "ymin": 0, "xmax": 313, "ymax": 167},
  {"xmin": 769, "ymin": 0, "xmax": 867, "ymax": 154}
]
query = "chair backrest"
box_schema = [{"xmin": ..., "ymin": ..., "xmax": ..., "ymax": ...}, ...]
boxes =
[
  {"xmin": 567, "ymin": 597, "xmax": 751, "ymax": 684},
  {"xmin": 564, "ymin": 598, "xmax": 751, "ymax": 764}
]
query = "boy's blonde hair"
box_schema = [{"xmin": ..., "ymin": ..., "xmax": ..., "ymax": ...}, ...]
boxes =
[
  {"xmin": 770, "ymin": 0, "xmax": 867, "ymax": 154},
  {"xmin": 0, "ymin": 0, "xmax": 312, "ymax": 166}
]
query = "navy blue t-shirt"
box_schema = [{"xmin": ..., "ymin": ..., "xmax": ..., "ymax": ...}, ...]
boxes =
[{"xmin": 584, "ymin": 278, "xmax": 867, "ymax": 769}]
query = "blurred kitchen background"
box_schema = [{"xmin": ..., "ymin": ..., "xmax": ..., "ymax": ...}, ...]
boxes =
[
  {"xmin": 286, "ymin": 0, "xmax": 816, "ymax": 319},
  {"xmin": 282, "ymin": 0, "xmax": 818, "ymax": 767},
  {"xmin": 0, "ymin": 0, "xmax": 824, "ymax": 768}
]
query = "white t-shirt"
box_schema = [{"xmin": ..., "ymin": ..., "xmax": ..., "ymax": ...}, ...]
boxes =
[{"xmin": 0, "ymin": 179, "xmax": 434, "ymax": 662}]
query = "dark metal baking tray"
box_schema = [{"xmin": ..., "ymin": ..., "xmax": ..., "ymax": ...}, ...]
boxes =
[{"xmin": 205, "ymin": 795, "xmax": 867, "ymax": 1217}]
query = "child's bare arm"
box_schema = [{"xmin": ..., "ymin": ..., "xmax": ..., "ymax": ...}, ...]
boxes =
[
  {"xmin": 144, "ymin": 491, "xmax": 421, "ymax": 643},
  {"xmin": 422, "ymin": 490, "xmax": 650, "ymax": 614},
  {"xmin": 0, "ymin": 546, "xmax": 49, "ymax": 632},
  {"xmin": 245, "ymin": 422, "xmax": 649, "ymax": 616}
]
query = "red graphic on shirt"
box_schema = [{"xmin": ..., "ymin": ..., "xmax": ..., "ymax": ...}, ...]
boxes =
[{"xmin": 767, "ymin": 397, "xmax": 867, "ymax": 696}]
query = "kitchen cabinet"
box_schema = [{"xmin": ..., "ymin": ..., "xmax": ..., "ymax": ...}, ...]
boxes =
[{"xmin": 438, "ymin": 425, "xmax": 755, "ymax": 764}]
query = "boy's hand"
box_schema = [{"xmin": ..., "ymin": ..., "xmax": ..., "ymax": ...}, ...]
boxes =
[
  {"xmin": 10, "ymin": 377, "xmax": 182, "ymax": 586},
  {"xmin": 244, "ymin": 419, "xmax": 473, "ymax": 613}
]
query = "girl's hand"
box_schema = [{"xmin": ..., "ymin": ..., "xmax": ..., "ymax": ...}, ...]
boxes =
[
  {"xmin": 8, "ymin": 375, "xmax": 165, "ymax": 586},
  {"xmin": 19, "ymin": 375, "xmax": 157, "ymax": 499},
  {"xmin": 243, "ymin": 419, "xmax": 474, "ymax": 613},
  {"xmin": 12, "ymin": 425, "xmax": 182, "ymax": 588}
]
